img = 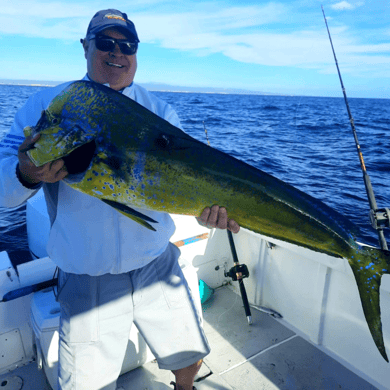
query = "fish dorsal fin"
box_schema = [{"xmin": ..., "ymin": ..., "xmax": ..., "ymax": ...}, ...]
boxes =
[{"xmin": 101, "ymin": 199, "xmax": 157, "ymax": 231}]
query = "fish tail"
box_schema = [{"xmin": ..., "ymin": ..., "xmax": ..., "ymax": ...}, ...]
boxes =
[{"xmin": 350, "ymin": 246, "xmax": 390, "ymax": 362}]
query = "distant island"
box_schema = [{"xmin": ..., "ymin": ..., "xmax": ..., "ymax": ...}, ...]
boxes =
[
  {"xmin": 0, "ymin": 79, "xmax": 279, "ymax": 96},
  {"xmin": 139, "ymin": 82, "xmax": 280, "ymax": 96}
]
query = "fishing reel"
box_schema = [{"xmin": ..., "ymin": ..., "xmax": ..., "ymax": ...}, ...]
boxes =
[
  {"xmin": 224, "ymin": 263, "xmax": 250, "ymax": 281},
  {"xmin": 370, "ymin": 208, "xmax": 390, "ymax": 230}
]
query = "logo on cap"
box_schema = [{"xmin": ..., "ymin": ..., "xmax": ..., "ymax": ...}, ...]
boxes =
[{"xmin": 104, "ymin": 14, "xmax": 126, "ymax": 22}]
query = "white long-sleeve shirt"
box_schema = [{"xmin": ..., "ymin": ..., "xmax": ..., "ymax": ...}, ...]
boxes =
[{"xmin": 0, "ymin": 76, "xmax": 182, "ymax": 275}]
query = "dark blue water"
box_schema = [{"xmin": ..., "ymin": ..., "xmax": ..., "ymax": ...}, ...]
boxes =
[
  {"xmin": 0, "ymin": 85, "xmax": 51, "ymax": 265},
  {"xmin": 0, "ymin": 85, "xmax": 389, "ymax": 265}
]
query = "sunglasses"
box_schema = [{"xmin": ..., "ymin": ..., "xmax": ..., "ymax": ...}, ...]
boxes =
[{"xmin": 91, "ymin": 35, "xmax": 138, "ymax": 56}]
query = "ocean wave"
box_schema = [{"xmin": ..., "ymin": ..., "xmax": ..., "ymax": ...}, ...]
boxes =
[{"xmin": 262, "ymin": 105, "xmax": 280, "ymax": 110}]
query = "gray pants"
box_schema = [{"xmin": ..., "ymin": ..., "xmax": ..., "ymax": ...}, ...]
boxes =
[{"xmin": 56, "ymin": 243, "xmax": 210, "ymax": 389}]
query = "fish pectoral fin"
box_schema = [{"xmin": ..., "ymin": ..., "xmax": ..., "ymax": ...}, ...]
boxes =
[{"xmin": 101, "ymin": 199, "xmax": 157, "ymax": 231}]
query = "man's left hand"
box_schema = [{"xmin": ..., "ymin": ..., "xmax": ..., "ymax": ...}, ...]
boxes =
[{"xmin": 196, "ymin": 205, "xmax": 240, "ymax": 233}]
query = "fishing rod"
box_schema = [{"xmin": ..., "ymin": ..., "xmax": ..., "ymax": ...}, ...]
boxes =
[
  {"xmin": 1, "ymin": 278, "xmax": 58, "ymax": 302},
  {"xmin": 321, "ymin": 5, "xmax": 389, "ymax": 251},
  {"xmin": 203, "ymin": 121, "xmax": 211, "ymax": 146},
  {"xmin": 203, "ymin": 121, "xmax": 252, "ymax": 324},
  {"xmin": 226, "ymin": 230, "xmax": 252, "ymax": 324}
]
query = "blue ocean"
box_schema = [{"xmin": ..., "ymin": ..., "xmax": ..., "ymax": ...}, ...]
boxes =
[{"xmin": 0, "ymin": 84, "xmax": 389, "ymax": 265}]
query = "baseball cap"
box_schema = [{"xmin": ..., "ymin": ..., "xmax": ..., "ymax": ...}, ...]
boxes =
[{"xmin": 86, "ymin": 9, "xmax": 139, "ymax": 42}]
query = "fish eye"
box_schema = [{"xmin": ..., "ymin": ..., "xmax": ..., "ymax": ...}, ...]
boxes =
[{"xmin": 52, "ymin": 118, "xmax": 60, "ymax": 125}]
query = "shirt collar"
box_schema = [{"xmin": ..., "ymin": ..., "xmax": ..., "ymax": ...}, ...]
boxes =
[{"xmin": 83, "ymin": 74, "xmax": 134, "ymax": 94}]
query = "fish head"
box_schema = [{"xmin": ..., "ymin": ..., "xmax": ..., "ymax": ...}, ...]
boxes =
[
  {"xmin": 22, "ymin": 81, "xmax": 115, "ymax": 178},
  {"xmin": 24, "ymin": 102, "xmax": 98, "ymax": 170},
  {"xmin": 22, "ymin": 81, "xmax": 132, "ymax": 184}
]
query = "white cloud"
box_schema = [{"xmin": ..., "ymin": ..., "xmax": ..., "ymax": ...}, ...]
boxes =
[
  {"xmin": 0, "ymin": 2, "xmax": 286, "ymax": 40},
  {"xmin": 134, "ymin": 3, "xmax": 286, "ymax": 41},
  {"xmin": 331, "ymin": 1, "xmax": 364, "ymax": 11},
  {"xmin": 0, "ymin": 0, "xmax": 92, "ymax": 18},
  {"xmin": 331, "ymin": 1, "xmax": 354, "ymax": 10},
  {"xmin": 0, "ymin": 0, "xmax": 168, "ymax": 38},
  {"xmin": 0, "ymin": 1, "xmax": 94, "ymax": 39},
  {"xmin": 0, "ymin": 0, "xmax": 388, "ymax": 78},
  {"xmin": 135, "ymin": 10, "xmax": 390, "ymax": 74}
]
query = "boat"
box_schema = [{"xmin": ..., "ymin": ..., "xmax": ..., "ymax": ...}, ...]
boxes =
[{"xmin": 0, "ymin": 188, "xmax": 388, "ymax": 389}]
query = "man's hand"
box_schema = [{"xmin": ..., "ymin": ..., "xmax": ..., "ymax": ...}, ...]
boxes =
[
  {"xmin": 196, "ymin": 205, "xmax": 240, "ymax": 233},
  {"xmin": 18, "ymin": 134, "xmax": 68, "ymax": 185}
]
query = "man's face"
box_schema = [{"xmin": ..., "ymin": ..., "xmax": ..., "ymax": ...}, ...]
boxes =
[{"xmin": 83, "ymin": 28, "xmax": 137, "ymax": 91}]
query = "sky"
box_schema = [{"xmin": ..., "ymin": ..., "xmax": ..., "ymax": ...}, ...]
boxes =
[{"xmin": 0, "ymin": 0, "xmax": 389, "ymax": 98}]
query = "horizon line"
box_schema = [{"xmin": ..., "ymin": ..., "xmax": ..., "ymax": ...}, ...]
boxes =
[{"xmin": 0, "ymin": 79, "xmax": 385, "ymax": 100}]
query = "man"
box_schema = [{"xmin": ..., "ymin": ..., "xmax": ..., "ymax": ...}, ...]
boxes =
[{"xmin": 0, "ymin": 9, "xmax": 239, "ymax": 390}]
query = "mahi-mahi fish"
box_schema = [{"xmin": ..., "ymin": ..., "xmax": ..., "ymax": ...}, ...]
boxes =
[{"xmin": 23, "ymin": 80, "xmax": 390, "ymax": 361}]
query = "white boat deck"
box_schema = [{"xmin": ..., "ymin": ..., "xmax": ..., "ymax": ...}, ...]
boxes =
[{"xmin": 0, "ymin": 287, "xmax": 378, "ymax": 390}]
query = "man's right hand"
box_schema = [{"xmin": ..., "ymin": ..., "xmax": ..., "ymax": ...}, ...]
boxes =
[{"xmin": 18, "ymin": 134, "xmax": 68, "ymax": 185}]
